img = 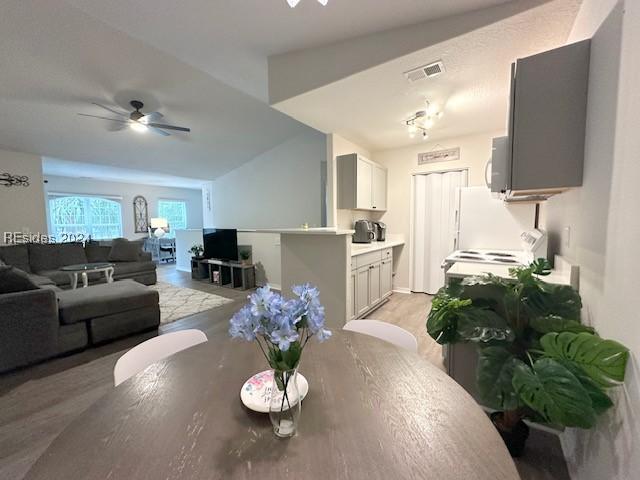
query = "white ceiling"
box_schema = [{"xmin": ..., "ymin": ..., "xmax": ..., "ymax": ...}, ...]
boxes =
[
  {"xmin": 273, "ymin": 0, "xmax": 581, "ymax": 151},
  {"xmin": 0, "ymin": 0, "xmax": 580, "ymax": 181},
  {"xmin": 0, "ymin": 0, "xmax": 311, "ymax": 181},
  {"xmin": 63, "ymin": 0, "xmax": 513, "ymax": 101},
  {"xmin": 43, "ymin": 158, "xmax": 205, "ymax": 190}
]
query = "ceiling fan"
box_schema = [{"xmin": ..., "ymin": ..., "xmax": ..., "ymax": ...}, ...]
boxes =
[{"xmin": 78, "ymin": 100, "xmax": 191, "ymax": 136}]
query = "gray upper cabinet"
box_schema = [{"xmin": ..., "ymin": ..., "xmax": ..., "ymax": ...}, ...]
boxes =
[
  {"xmin": 337, "ymin": 153, "xmax": 387, "ymax": 211},
  {"xmin": 497, "ymin": 40, "xmax": 590, "ymax": 197}
]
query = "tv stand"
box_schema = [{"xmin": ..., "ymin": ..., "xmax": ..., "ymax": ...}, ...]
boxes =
[{"xmin": 191, "ymin": 258, "xmax": 255, "ymax": 290}]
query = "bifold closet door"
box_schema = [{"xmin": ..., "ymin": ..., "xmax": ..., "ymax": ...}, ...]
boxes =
[{"xmin": 411, "ymin": 170, "xmax": 468, "ymax": 294}]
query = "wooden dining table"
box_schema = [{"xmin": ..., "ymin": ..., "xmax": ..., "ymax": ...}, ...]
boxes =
[{"xmin": 24, "ymin": 326, "xmax": 519, "ymax": 480}]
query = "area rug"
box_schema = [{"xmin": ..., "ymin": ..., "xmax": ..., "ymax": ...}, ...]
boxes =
[{"xmin": 149, "ymin": 281, "xmax": 234, "ymax": 324}]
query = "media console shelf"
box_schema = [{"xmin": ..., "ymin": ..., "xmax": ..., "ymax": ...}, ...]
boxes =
[{"xmin": 191, "ymin": 258, "xmax": 255, "ymax": 290}]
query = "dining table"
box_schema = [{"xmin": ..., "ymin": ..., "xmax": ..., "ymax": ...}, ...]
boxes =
[{"xmin": 24, "ymin": 325, "xmax": 520, "ymax": 480}]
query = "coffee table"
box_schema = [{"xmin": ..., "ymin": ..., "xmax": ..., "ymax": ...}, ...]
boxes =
[{"xmin": 60, "ymin": 262, "xmax": 115, "ymax": 289}]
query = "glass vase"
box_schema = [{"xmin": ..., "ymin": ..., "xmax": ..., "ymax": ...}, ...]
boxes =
[{"xmin": 269, "ymin": 368, "xmax": 301, "ymax": 438}]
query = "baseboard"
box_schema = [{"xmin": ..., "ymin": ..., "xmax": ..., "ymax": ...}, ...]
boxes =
[{"xmin": 392, "ymin": 287, "xmax": 412, "ymax": 294}]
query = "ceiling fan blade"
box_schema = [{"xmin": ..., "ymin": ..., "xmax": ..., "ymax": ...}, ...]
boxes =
[
  {"xmin": 78, "ymin": 113, "xmax": 130, "ymax": 124},
  {"xmin": 146, "ymin": 122, "xmax": 190, "ymax": 132},
  {"xmin": 148, "ymin": 126, "xmax": 170, "ymax": 137},
  {"xmin": 92, "ymin": 103, "xmax": 129, "ymax": 117},
  {"xmin": 140, "ymin": 112, "xmax": 164, "ymax": 124}
]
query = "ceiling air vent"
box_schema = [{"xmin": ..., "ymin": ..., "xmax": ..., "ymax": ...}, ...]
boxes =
[{"xmin": 404, "ymin": 60, "xmax": 445, "ymax": 83}]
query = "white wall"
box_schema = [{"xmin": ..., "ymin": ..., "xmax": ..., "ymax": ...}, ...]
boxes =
[
  {"xmin": 0, "ymin": 149, "xmax": 47, "ymax": 243},
  {"xmin": 373, "ymin": 130, "xmax": 503, "ymax": 291},
  {"xmin": 211, "ymin": 130, "xmax": 326, "ymax": 229},
  {"xmin": 540, "ymin": 1, "xmax": 640, "ymax": 478},
  {"xmin": 238, "ymin": 231, "xmax": 281, "ymax": 289},
  {"xmin": 44, "ymin": 175, "xmax": 203, "ymax": 239}
]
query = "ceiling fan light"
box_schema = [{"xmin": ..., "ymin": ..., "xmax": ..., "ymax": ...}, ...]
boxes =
[
  {"xmin": 130, "ymin": 122, "xmax": 148, "ymax": 133},
  {"xmin": 287, "ymin": 0, "xmax": 301, "ymax": 7}
]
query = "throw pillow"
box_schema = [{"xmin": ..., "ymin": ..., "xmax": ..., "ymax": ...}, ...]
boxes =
[
  {"xmin": 85, "ymin": 243, "xmax": 110, "ymax": 263},
  {"xmin": 28, "ymin": 243, "xmax": 61, "ymax": 272},
  {"xmin": 108, "ymin": 238, "xmax": 141, "ymax": 262},
  {"xmin": 0, "ymin": 244, "xmax": 31, "ymax": 273},
  {"xmin": 58, "ymin": 242, "xmax": 88, "ymax": 266},
  {"xmin": 0, "ymin": 266, "xmax": 39, "ymax": 294}
]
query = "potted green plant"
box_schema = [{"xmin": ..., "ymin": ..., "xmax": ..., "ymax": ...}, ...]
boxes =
[
  {"xmin": 188, "ymin": 244, "xmax": 204, "ymax": 259},
  {"xmin": 239, "ymin": 249, "xmax": 251, "ymax": 265},
  {"xmin": 427, "ymin": 259, "xmax": 629, "ymax": 456}
]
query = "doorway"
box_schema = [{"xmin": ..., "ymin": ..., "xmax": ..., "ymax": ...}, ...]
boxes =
[{"xmin": 410, "ymin": 170, "xmax": 468, "ymax": 294}]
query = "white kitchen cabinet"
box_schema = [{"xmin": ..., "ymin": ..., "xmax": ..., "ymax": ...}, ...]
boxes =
[
  {"xmin": 355, "ymin": 266, "xmax": 370, "ymax": 317},
  {"xmin": 337, "ymin": 153, "xmax": 387, "ymax": 211},
  {"xmin": 356, "ymin": 158, "xmax": 373, "ymax": 209},
  {"xmin": 368, "ymin": 262, "xmax": 381, "ymax": 306},
  {"xmin": 372, "ymin": 165, "xmax": 387, "ymax": 210},
  {"xmin": 349, "ymin": 269, "xmax": 356, "ymax": 320},
  {"xmin": 380, "ymin": 258, "xmax": 392, "ymax": 298},
  {"xmin": 351, "ymin": 248, "xmax": 394, "ymax": 319}
]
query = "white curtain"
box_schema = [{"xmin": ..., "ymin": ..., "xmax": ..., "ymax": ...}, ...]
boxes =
[{"xmin": 411, "ymin": 170, "xmax": 468, "ymax": 294}]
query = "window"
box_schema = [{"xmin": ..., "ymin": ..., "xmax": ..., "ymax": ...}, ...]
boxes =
[
  {"xmin": 49, "ymin": 195, "xmax": 123, "ymax": 240},
  {"xmin": 158, "ymin": 200, "xmax": 187, "ymax": 237}
]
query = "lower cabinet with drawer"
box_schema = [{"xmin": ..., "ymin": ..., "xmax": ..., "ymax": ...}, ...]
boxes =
[{"xmin": 350, "ymin": 249, "xmax": 393, "ymax": 320}]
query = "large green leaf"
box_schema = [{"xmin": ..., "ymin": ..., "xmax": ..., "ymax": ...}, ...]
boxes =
[
  {"xmin": 477, "ymin": 347, "xmax": 520, "ymax": 410},
  {"xmin": 426, "ymin": 287, "xmax": 472, "ymax": 344},
  {"xmin": 557, "ymin": 359, "xmax": 613, "ymax": 415},
  {"xmin": 457, "ymin": 308, "xmax": 514, "ymax": 343},
  {"xmin": 512, "ymin": 358, "xmax": 596, "ymax": 428},
  {"xmin": 530, "ymin": 315, "xmax": 595, "ymax": 335},
  {"xmin": 540, "ymin": 332, "xmax": 629, "ymax": 387},
  {"xmin": 522, "ymin": 282, "xmax": 582, "ymax": 321}
]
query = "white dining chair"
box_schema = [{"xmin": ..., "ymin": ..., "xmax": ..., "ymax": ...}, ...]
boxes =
[
  {"xmin": 113, "ymin": 329, "xmax": 208, "ymax": 386},
  {"xmin": 343, "ymin": 319, "xmax": 418, "ymax": 353}
]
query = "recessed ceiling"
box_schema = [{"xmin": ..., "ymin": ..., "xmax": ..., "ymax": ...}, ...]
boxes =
[
  {"xmin": 272, "ymin": 0, "xmax": 581, "ymax": 151},
  {"xmin": 62, "ymin": 0, "xmax": 514, "ymax": 101}
]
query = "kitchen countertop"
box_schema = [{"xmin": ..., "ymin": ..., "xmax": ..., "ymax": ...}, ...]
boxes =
[
  {"xmin": 446, "ymin": 255, "xmax": 577, "ymax": 287},
  {"xmin": 241, "ymin": 227, "xmax": 355, "ymax": 236},
  {"xmin": 350, "ymin": 237, "xmax": 405, "ymax": 256}
]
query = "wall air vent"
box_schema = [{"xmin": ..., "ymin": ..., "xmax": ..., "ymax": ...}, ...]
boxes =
[{"xmin": 404, "ymin": 60, "xmax": 445, "ymax": 83}]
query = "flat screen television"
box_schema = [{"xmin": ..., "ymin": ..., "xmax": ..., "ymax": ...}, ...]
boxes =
[{"xmin": 203, "ymin": 228, "xmax": 238, "ymax": 261}]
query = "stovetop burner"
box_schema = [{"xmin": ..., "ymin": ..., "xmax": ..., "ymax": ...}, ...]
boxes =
[
  {"xmin": 456, "ymin": 255, "xmax": 482, "ymax": 260},
  {"xmin": 493, "ymin": 258, "xmax": 519, "ymax": 263},
  {"xmin": 460, "ymin": 250, "xmax": 480, "ymax": 254},
  {"xmin": 487, "ymin": 252, "xmax": 516, "ymax": 258}
]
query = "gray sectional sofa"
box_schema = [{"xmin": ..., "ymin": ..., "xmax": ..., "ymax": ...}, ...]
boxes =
[{"xmin": 0, "ymin": 240, "xmax": 160, "ymax": 373}]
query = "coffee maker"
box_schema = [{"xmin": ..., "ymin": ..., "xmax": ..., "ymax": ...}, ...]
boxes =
[
  {"xmin": 353, "ymin": 220, "xmax": 375, "ymax": 243},
  {"xmin": 374, "ymin": 222, "xmax": 386, "ymax": 242}
]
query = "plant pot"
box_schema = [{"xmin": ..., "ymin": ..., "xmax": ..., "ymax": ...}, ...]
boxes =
[{"xmin": 490, "ymin": 412, "xmax": 530, "ymax": 457}]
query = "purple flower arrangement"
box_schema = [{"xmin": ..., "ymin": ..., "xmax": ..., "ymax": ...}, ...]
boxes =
[{"xmin": 229, "ymin": 284, "xmax": 331, "ymax": 372}]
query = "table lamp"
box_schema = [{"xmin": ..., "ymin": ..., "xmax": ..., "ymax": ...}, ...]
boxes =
[{"xmin": 150, "ymin": 218, "xmax": 169, "ymax": 238}]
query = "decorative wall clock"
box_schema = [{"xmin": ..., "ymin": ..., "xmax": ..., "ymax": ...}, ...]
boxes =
[{"xmin": 133, "ymin": 196, "xmax": 149, "ymax": 233}]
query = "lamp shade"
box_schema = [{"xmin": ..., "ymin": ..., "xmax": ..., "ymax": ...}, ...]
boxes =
[{"xmin": 150, "ymin": 217, "xmax": 168, "ymax": 229}]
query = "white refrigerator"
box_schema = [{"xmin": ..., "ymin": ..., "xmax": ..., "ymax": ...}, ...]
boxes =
[{"xmin": 457, "ymin": 186, "xmax": 536, "ymax": 251}]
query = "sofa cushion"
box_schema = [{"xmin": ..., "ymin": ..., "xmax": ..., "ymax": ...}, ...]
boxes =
[
  {"xmin": 58, "ymin": 243, "xmax": 87, "ymax": 266},
  {"xmin": 27, "ymin": 273, "xmax": 57, "ymax": 287},
  {"xmin": 112, "ymin": 261, "xmax": 156, "ymax": 276},
  {"xmin": 0, "ymin": 244, "xmax": 31, "ymax": 273},
  {"xmin": 29, "ymin": 243, "xmax": 62, "ymax": 271},
  {"xmin": 56, "ymin": 279, "xmax": 159, "ymax": 324},
  {"xmin": 85, "ymin": 244, "xmax": 110, "ymax": 263},
  {"xmin": 0, "ymin": 266, "xmax": 39, "ymax": 293},
  {"xmin": 36, "ymin": 269, "xmax": 71, "ymax": 286},
  {"xmin": 108, "ymin": 238, "xmax": 142, "ymax": 262}
]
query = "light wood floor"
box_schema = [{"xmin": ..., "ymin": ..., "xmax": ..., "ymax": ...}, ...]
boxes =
[{"xmin": 0, "ymin": 266, "xmax": 568, "ymax": 480}]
